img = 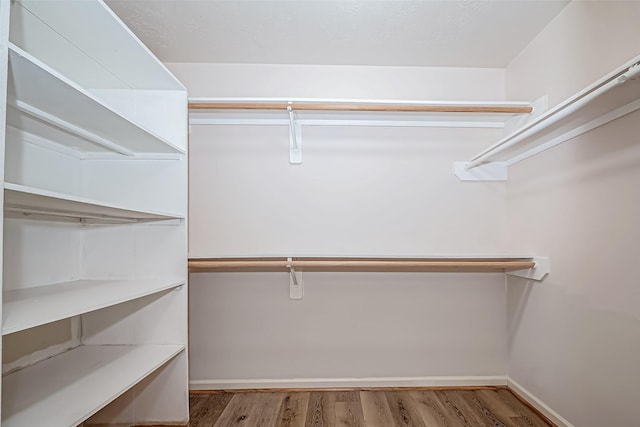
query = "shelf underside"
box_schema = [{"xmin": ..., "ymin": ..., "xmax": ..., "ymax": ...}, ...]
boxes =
[
  {"xmin": 188, "ymin": 257, "xmax": 536, "ymax": 273},
  {"xmin": 6, "ymin": 44, "xmax": 183, "ymax": 157},
  {"xmin": 1, "ymin": 345, "xmax": 184, "ymax": 427},
  {"xmin": 3, "ymin": 278, "xmax": 184, "ymax": 335},
  {"xmin": 4, "ymin": 183, "xmax": 183, "ymax": 223},
  {"xmin": 188, "ymin": 100, "xmax": 533, "ymax": 113}
]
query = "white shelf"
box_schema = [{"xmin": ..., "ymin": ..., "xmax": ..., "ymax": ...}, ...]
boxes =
[
  {"xmin": 4, "ymin": 183, "xmax": 184, "ymax": 223},
  {"xmin": 3, "ymin": 278, "xmax": 184, "ymax": 335},
  {"xmin": 189, "ymin": 252, "xmax": 538, "ymax": 259},
  {"xmin": 11, "ymin": 0, "xmax": 184, "ymax": 91},
  {"xmin": 466, "ymin": 56, "xmax": 640, "ymax": 168},
  {"xmin": 2, "ymin": 345, "xmax": 184, "ymax": 427},
  {"xmin": 6, "ymin": 44, "xmax": 184, "ymax": 157},
  {"xmin": 189, "ymin": 97, "xmax": 534, "ymax": 129}
]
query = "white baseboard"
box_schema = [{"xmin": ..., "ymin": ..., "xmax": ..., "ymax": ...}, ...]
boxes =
[
  {"xmin": 507, "ymin": 377, "xmax": 574, "ymax": 427},
  {"xmin": 190, "ymin": 375, "xmax": 507, "ymax": 390}
]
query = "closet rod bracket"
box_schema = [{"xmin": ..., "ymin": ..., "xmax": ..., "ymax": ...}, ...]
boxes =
[
  {"xmin": 287, "ymin": 105, "xmax": 303, "ymax": 164},
  {"xmin": 507, "ymin": 256, "xmax": 550, "ymax": 281},
  {"xmin": 453, "ymin": 161, "xmax": 507, "ymax": 181},
  {"xmin": 287, "ymin": 257, "xmax": 303, "ymax": 299}
]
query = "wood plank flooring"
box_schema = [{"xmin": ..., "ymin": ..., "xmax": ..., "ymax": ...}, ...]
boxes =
[{"xmin": 188, "ymin": 388, "xmax": 553, "ymax": 427}]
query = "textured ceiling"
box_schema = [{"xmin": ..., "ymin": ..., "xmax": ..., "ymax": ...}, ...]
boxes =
[{"xmin": 106, "ymin": 0, "xmax": 569, "ymax": 68}]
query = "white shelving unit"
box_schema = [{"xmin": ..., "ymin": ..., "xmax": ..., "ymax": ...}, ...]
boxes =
[
  {"xmin": 1, "ymin": 1, "xmax": 189, "ymax": 426},
  {"xmin": 3, "ymin": 278, "xmax": 184, "ymax": 335},
  {"xmin": 4, "ymin": 183, "xmax": 183, "ymax": 223},
  {"xmin": 2, "ymin": 345, "xmax": 184, "ymax": 427},
  {"xmin": 6, "ymin": 45, "xmax": 184, "ymax": 157}
]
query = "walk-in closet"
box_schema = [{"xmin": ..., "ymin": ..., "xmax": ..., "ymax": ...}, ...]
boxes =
[{"xmin": 0, "ymin": 1, "xmax": 638, "ymax": 426}]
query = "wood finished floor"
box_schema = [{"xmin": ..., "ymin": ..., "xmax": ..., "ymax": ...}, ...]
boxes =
[{"xmin": 188, "ymin": 388, "xmax": 553, "ymax": 427}]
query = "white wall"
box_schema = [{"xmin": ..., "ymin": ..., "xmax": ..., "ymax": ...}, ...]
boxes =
[
  {"xmin": 187, "ymin": 124, "xmax": 507, "ymax": 257},
  {"xmin": 506, "ymin": 1, "xmax": 640, "ymax": 108},
  {"xmin": 505, "ymin": 2, "xmax": 640, "ymax": 426},
  {"xmin": 168, "ymin": 63, "xmax": 506, "ymax": 100},
  {"xmin": 171, "ymin": 63, "xmax": 514, "ymax": 387},
  {"xmin": 190, "ymin": 272, "xmax": 507, "ymax": 387}
]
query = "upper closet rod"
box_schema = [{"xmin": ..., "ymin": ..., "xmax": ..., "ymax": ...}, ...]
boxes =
[
  {"xmin": 188, "ymin": 99, "xmax": 533, "ymax": 114},
  {"xmin": 188, "ymin": 257, "xmax": 537, "ymax": 272},
  {"xmin": 465, "ymin": 61, "xmax": 640, "ymax": 170}
]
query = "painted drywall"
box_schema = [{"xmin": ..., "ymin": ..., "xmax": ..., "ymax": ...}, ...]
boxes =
[
  {"xmin": 174, "ymin": 63, "xmax": 512, "ymax": 386},
  {"xmin": 507, "ymin": 0, "xmax": 640, "ymax": 108},
  {"xmin": 190, "ymin": 272, "xmax": 507, "ymax": 385},
  {"xmin": 2, "ymin": 319, "xmax": 74, "ymax": 366},
  {"xmin": 188, "ymin": 124, "xmax": 507, "ymax": 257},
  {"xmin": 505, "ymin": 1, "xmax": 640, "ymax": 426},
  {"xmin": 167, "ymin": 62, "xmax": 506, "ymax": 100}
]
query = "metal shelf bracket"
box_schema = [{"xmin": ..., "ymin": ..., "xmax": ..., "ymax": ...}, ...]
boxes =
[
  {"xmin": 287, "ymin": 105, "xmax": 302, "ymax": 164},
  {"xmin": 287, "ymin": 257, "xmax": 303, "ymax": 299}
]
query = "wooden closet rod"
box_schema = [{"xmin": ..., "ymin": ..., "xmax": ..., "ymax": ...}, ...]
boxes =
[
  {"xmin": 188, "ymin": 102, "xmax": 533, "ymax": 114},
  {"xmin": 188, "ymin": 258, "xmax": 536, "ymax": 273}
]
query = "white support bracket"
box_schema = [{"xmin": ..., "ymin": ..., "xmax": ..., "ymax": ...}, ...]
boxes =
[
  {"xmin": 287, "ymin": 257, "xmax": 303, "ymax": 299},
  {"xmin": 454, "ymin": 161, "xmax": 507, "ymax": 181},
  {"xmin": 287, "ymin": 105, "xmax": 302, "ymax": 164},
  {"xmin": 507, "ymin": 256, "xmax": 550, "ymax": 281}
]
